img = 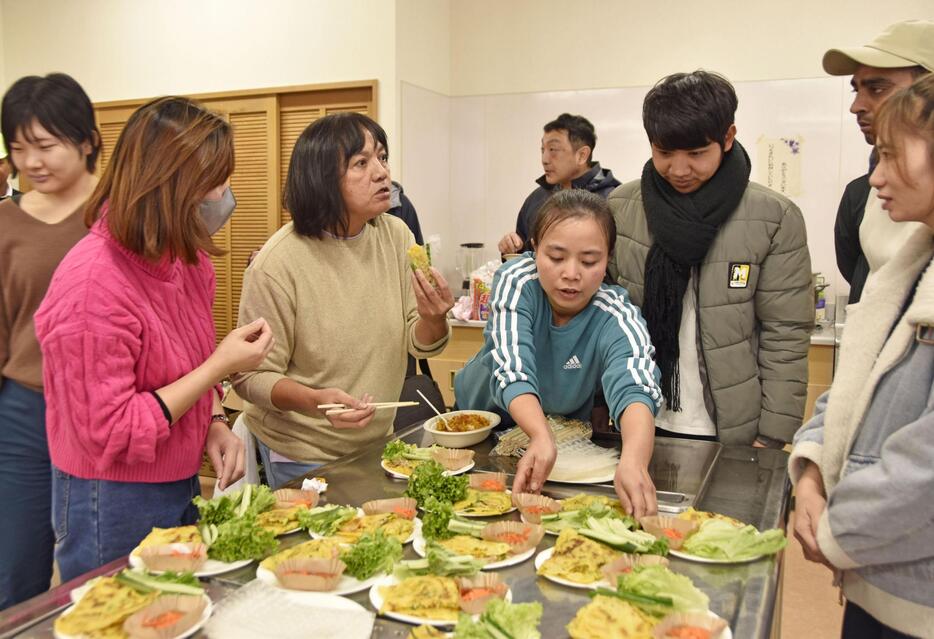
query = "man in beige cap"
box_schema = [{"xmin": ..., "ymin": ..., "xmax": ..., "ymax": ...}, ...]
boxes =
[
  {"xmin": 0, "ymin": 133, "xmax": 16, "ymax": 200},
  {"xmin": 827, "ymin": 20, "xmax": 933, "ymax": 303}
]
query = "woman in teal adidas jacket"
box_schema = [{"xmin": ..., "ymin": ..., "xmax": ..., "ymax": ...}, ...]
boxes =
[{"xmin": 455, "ymin": 190, "xmax": 662, "ymax": 516}]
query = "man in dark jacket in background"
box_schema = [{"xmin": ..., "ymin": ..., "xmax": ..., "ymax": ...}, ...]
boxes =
[
  {"xmin": 498, "ymin": 113, "xmax": 620, "ymax": 254},
  {"xmin": 825, "ymin": 20, "xmax": 932, "ymax": 303},
  {"xmin": 388, "ymin": 180, "xmax": 423, "ymax": 245}
]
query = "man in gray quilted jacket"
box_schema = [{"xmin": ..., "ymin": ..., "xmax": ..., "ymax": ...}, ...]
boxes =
[{"xmin": 607, "ymin": 71, "xmax": 813, "ymax": 447}]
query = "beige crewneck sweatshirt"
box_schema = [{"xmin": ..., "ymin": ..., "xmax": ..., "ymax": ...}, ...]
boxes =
[{"xmin": 232, "ymin": 214, "xmax": 449, "ymax": 462}]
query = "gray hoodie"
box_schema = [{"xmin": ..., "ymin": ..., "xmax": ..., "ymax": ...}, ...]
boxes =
[{"xmin": 790, "ymin": 226, "xmax": 934, "ymax": 638}]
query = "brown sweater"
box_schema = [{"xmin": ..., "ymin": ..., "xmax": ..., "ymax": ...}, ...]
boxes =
[
  {"xmin": 232, "ymin": 214, "xmax": 450, "ymax": 462},
  {"xmin": 0, "ymin": 197, "xmax": 88, "ymax": 390}
]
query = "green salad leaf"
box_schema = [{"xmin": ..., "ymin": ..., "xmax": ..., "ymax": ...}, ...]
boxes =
[
  {"xmin": 540, "ymin": 501, "xmax": 635, "ymax": 534},
  {"xmin": 340, "ymin": 530, "xmax": 403, "ymax": 580},
  {"xmin": 421, "ymin": 497, "xmax": 485, "ymax": 541},
  {"xmin": 579, "ymin": 517, "xmax": 669, "ymax": 556},
  {"xmin": 193, "ymin": 484, "xmax": 276, "ymax": 525},
  {"xmin": 382, "ymin": 440, "xmax": 435, "ymax": 461},
  {"xmin": 395, "ymin": 541, "xmax": 484, "ymax": 578},
  {"xmin": 454, "ymin": 599, "xmax": 543, "ymax": 639},
  {"xmin": 594, "ymin": 564, "xmax": 709, "ymax": 618},
  {"xmin": 205, "ymin": 515, "xmax": 278, "ymax": 562},
  {"xmin": 681, "ymin": 519, "xmax": 787, "ymax": 560},
  {"xmin": 404, "ymin": 460, "xmax": 468, "ymax": 505},
  {"xmin": 296, "ymin": 504, "xmax": 358, "ymax": 536}
]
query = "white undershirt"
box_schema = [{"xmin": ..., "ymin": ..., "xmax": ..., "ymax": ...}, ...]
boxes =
[
  {"xmin": 654, "ymin": 276, "xmax": 717, "ymax": 437},
  {"xmin": 860, "ymin": 186, "xmax": 924, "ymax": 278}
]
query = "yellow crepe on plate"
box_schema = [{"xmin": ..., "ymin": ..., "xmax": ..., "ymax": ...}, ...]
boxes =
[
  {"xmin": 130, "ymin": 526, "xmax": 202, "ymax": 557},
  {"xmin": 453, "ymin": 489, "xmax": 512, "ymax": 516},
  {"xmin": 257, "ymin": 505, "xmax": 307, "ymax": 536},
  {"xmin": 567, "ymin": 596, "xmax": 657, "ymax": 639},
  {"xmin": 384, "ymin": 457, "xmax": 423, "ymax": 477},
  {"xmin": 538, "ymin": 529, "xmax": 622, "ymax": 584},
  {"xmin": 380, "ymin": 575, "xmax": 459, "ymax": 621},
  {"xmin": 560, "ymin": 494, "xmax": 626, "ymax": 515},
  {"xmin": 334, "ymin": 512, "xmax": 414, "ymax": 544},
  {"xmin": 259, "ymin": 538, "xmax": 343, "ymax": 572},
  {"xmin": 437, "ymin": 535, "xmax": 512, "ymax": 562},
  {"xmin": 677, "ymin": 507, "xmax": 744, "ymax": 528},
  {"xmin": 54, "ymin": 577, "xmax": 157, "ymax": 638}
]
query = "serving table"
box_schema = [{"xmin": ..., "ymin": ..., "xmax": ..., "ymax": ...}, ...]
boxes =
[{"xmin": 0, "ymin": 424, "xmax": 790, "ymax": 639}]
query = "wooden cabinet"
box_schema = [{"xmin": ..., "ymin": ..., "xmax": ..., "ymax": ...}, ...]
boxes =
[
  {"xmin": 429, "ymin": 323, "xmax": 485, "ymax": 408},
  {"xmin": 804, "ymin": 344, "xmax": 834, "ymax": 421}
]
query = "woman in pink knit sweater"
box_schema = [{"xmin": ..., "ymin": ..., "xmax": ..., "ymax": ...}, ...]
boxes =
[{"xmin": 34, "ymin": 97, "xmax": 274, "ymax": 580}]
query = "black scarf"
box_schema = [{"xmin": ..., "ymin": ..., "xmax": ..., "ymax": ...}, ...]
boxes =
[{"xmin": 641, "ymin": 141, "xmax": 751, "ymax": 411}]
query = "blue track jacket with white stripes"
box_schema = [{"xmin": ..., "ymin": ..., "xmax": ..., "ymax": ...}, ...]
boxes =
[{"xmin": 454, "ymin": 254, "xmax": 662, "ymax": 426}]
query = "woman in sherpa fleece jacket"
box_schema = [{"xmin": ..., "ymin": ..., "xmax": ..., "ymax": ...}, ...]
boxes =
[{"xmin": 789, "ymin": 75, "xmax": 934, "ymax": 639}]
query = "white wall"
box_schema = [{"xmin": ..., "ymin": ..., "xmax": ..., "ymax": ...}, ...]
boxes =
[
  {"xmin": 0, "ymin": 0, "xmax": 401, "ymax": 168},
  {"xmin": 450, "ymin": 0, "xmax": 933, "ymax": 95}
]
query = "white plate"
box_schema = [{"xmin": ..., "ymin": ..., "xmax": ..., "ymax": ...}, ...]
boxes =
[
  {"xmin": 368, "ymin": 574, "xmax": 511, "ymax": 627},
  {"xmin": 256, "ymin": 565, "xmax": 381, "ymax": 597},
  {"xmin": 454, "ymin": 490, "xmax": 516, "ymax": 518},
  {"xmin": 668, "ymin": 548, "xmax": 769, "ymax": 564},
  {"xmin": 309, "ymin": 511, "xmax": 422, "ymax": 546},
  {"xmin": 129, "ymin": 553, "xmax": 253, "ymax": 577},
  {"xmin": 533, "ymin": 547, "xmax": 612, "ymax": 590},
  {"xmin": 56, "ymin": 592, "xmax": 212, "ymax": 639},
  {"xmin": 412, "ymin": 536, "xmax": 536, "ymax": 570},
  {"xmin": 380, "ymin": 458, "xmax": 475, "ymax": 480}
]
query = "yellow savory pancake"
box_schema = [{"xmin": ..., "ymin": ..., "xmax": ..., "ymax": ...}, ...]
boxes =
[
  {"xmin": 54, "ymin": 577, "xmax": 157, "ymax": 637},
  {"xmin": 130, "ymin": 526, "xmax": 202, "ymax": 556},
  {"xmin": 453, "ymin": 489, "xmax": 512, "ymax": 516},
  {"xmin": 380, "ymin": 576, "xmax": 460, "ymax": 620},
  {"xmin": 677, "ymin": 507, "xmax": 744, "ymax": 528},
  {"xmin": 384, "ymin": 457, "xmax": 423, "ymax": 477},
  {"xmin": 334, "ymin": 512, "xmax": 414, "ymax": 544},
  {"xmin": 538, "ymin": 529, "xmax": 622, "ymax": 584},
  {"xmin": 259, "ymin": 538, "xmax": 343, "ymax": 572},
  {"xmin": 567, "ymin": 596, "xmax": 657, "ymax": 639},
  {"xmin": 257, "ymin": 505, "xmax": 306, "ymax": 536},
  {"xmin": 408, "ymin": 625, "xmax": 447, "ymax": 638},
  {"xmin": 437, "ymin": 535, "xmax": 512, "ymax": 562},
  {"xmin": 560, "ymin": 494, "xmax": 625, "ymax": 515}
]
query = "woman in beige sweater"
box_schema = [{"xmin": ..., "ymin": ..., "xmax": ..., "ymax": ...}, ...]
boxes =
[{"xmin": 233, "ymin": 113, "xmax": 453, "ymax": 488}]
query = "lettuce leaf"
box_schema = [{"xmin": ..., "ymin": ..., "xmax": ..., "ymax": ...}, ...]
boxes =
[
  {"xmin": 541, "ymin": 502, "xmax": 635, "ymax": 534},
  {"xmin": 395, "ymin": 541, "xmax": 484, "ymax": 578},
  {"xmin": 404, "ymin": 460, "xmax": 468, "ymax": 505},
  {"xmin": 340, "ymin": 530, "xmax": 403, "ymax": 580},
  {"xmin": 454, "ymin": 599, "xmax": 543, "ymax": 639},
  {"xmin": 296, "ymin": 505, "xmax": 358, "ymax": 536},
  {"xmin": 609, "ymin": 564, "xmax": 709, "ymax": 617},
  {"xmin": 579, "ymin": 517, "xmax": 668, "ymax": 556},
  {"xmin": 193, "ymin": 484, "xmax": 276, "ymax": 525},
  {"xmin": 207, "ymin": 515, "xmax": 278, "ymax": 562},
  {"xmin": 681, "ymin": 519, "xmax": 787, "ymax": 560}
]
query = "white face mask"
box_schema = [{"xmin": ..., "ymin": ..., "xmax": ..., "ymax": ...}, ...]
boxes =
[{"xmin": 200, "ymin": 187, "xmax": 236, "ymax": 235}]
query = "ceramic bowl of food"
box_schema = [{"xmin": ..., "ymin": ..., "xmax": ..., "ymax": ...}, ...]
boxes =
[{"xmin": 423, "ymin": 410, "xmax": 500, "ymax": 448}]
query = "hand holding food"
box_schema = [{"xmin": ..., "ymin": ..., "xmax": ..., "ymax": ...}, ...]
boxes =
[
  {"xmin": 412, "ymin": 266, "xmax": 455, "ymax": 323},
  {"xmin": 614, "ymin": 458, "xmax": 658, "ymax": 519},
  {"xmin": 210, "ymin": 317, "xmax": 275, "ymax": 377},
  {"xmin": 205, "ymin": 421, "xmax": 246, "ymax": 491},
  {"xmin": 512, "ymin": 434, "xmax": 557, "ymax": 494}
]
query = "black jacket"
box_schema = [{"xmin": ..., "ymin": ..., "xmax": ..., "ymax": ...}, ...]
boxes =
[
  {"xmin": 513, "ymin": 163, "xmax": 620, "ymax": 252},
  {"xmin": 387, "ymin": 181, "xmax": 423, "ymax": 245},
  {"xmin": 834, "ymin": 174, "xmax": 872, "ymax": 304}
]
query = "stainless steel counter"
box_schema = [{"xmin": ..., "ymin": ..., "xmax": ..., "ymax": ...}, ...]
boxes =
[{"xmin": 0, "ymin": 425, "xmax": 791, "ymax": 639}]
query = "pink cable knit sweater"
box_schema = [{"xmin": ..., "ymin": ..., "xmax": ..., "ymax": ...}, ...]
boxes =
[{"xmin": 34, "ymin": 219, "xmax": 218, "ymax": 483}]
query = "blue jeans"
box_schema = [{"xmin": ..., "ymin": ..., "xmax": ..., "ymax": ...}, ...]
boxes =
[
  {"xmin": 0, "ymin": 380, "xmax": 53, "ymax": 611},
  {"xmin": 52, "ymin": 469, "xmax": 200, "ymax": 582},
  {"xmin": 256, "ymin": 439, "xmax": 321, "ymax": 489}
]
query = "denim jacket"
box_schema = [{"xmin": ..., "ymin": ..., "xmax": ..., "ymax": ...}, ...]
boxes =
[{"xmin": 790, "ymin": 226, "xmax": 934, "ymax": 638}]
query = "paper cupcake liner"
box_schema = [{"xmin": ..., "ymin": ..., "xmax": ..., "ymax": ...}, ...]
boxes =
[
  {"xmin": 274, "ymin": 557, "xmax": 346, "ymax": 591},
  {"xmin": 653, "ymin": 611, "xmax": 728, "ymax": 638},
  {"xmin": 468, "ymin": 472, "xmax": 508, "ymax": 492},
  {"xmin": 429, "ymin": 447, "xmax": 475, "ymax": 471},
  {"xmin": 123, "ymin": 594, "xmax": 207, "ymax": 639},
  {"xmin": 601, "ymin": 554, "xmax": 671, "ymax": 585},
  {"xmin": 512, "ymin": 493, "xmax": 561, "ymax": 523},
  {"xmin": 455, "ymin": 572, "xmax": 508, "ymax": 614},
  {"xmin": 480, "ymin": 521, "xmax": 545, "ymax": 555},
  {"xmin": 138, "ymin": 543, "xmax": 208, "ymax": 573},
  {"xmin": 361, "ymin": 497, "xmax": 418, "ymax": 520},
  {"xmin": 274, "ymin": 488, "xmax": 319, "ymax": 510},
  {"xmin": 639, "ymin": 515, "xmax": 699, "ymax": 550}
]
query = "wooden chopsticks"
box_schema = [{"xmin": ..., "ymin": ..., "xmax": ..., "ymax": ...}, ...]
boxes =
[{"xmin": 320, "ymin": 401, "xmax": 419, "ymax": 416}]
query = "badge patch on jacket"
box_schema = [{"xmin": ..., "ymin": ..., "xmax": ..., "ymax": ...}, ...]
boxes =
[{"xmin": 728, "ymin": 263, "xmax": 750, "ymax": 288}]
